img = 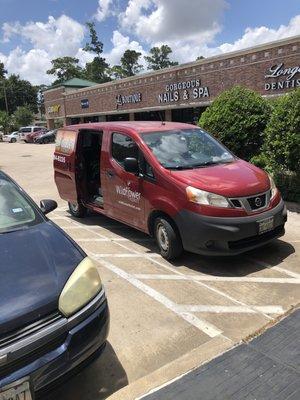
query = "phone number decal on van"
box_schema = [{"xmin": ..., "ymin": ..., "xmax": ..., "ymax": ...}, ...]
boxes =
[{"xmin": 54, "ymin": 155, "xmax": 66, "ymax": 163}]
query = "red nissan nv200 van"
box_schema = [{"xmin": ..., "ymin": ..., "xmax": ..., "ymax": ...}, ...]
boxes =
[{"xmin": 54, "ymin": 122, "xmax": 287, "ymax": 260}]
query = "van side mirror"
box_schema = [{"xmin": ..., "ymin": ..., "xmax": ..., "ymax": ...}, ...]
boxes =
[
  {"xmin": 40, "ymin": 199, "xmax": 57, "ymax": 215},
  {"xmin": 124, "ymin": 157, "xmax": 139, "ymax": 174}
]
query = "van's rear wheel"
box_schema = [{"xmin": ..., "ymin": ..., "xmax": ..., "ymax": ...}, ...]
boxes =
[
  {"xmin": 68, "ymin": 202, "xmax": 86, "ymax": 218},
  {"xmin": 154, "ymin": 217, "xmax": 183, "ymax": 260}
]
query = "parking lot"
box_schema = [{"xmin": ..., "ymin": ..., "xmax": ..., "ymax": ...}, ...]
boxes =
[{"xmin": 1, "ymin": 142, "xmax": 300, "ymax": 400}]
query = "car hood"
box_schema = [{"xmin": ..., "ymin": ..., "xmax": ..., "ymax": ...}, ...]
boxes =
[
  {"xmin": 170, "ymin": 159, "xmax": 270, "ymax": 197},
  {"xmin": 0, "ymin": 221, "xmax": 84, "ymax": 336}
]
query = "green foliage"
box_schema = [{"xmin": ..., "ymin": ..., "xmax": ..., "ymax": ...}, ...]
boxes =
[
  {"xmin": 13, "ymin": 105, "xmax": 34, "ymax": 128},
  {"xmin": 108, "ymin": 65, "xmax": 127, "ymax": 80},
  {"xmin": 272, "ymin": 170, "xmax": 300, "ymax": 203},
  {"xmin": 0, "ymin": 110, "xmax": 11, "ymax": 133},
  {"xmin": 47, "ymin": 57, "xmax": 84, "ymax": 84},
  {"xmin": 145, "ymin": 45, "xmax": 178, "ymax": 70},
  {"xmin": 120, "ymin": 50, "xmax": 143, "ymax": 77},
  {"xmin": 199, "ymin": 86, "xmax": 271, "ymax": 160},
  {"xmin": 83, "ymin": 22, "xmax": 110, "ymax": 83},
  {"xmin": 0, "ymin": 62, "xmax": 7, "ymax": 79},
  {"xmin": 0, "ymin": 74, "xmax": 38, "ymax": 114},
  {"xmin": 264, "ymin": 89, "xmax": 300, "ymax": 173}
]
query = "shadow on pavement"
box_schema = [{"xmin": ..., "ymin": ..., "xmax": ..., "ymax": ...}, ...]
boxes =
[
  {"xmin": 64, "ymin": 211, "xmax": 295, "ymax": 278},
  {"xmin": 44, "ymin": 342, "xmax": 128, "ymax": 400}
]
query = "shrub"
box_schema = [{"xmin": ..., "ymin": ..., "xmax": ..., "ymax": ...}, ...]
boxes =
[
  {"xmin": 264, "ymin": 88, "xmax": 300, "ymax": 173},
  {"xmin": 13, "ymin": 105, "xmax": 34, "ymax": 128},
  {"xmin": 199, "ymin": 86, "xmax": 271, "ymax": 160}
]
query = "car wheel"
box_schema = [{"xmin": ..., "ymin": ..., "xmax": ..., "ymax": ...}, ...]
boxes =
[
  {"xmin": 68, "ymin": 201, "xmax": 87, "ymax": 218},
  {"xmin": 154, "ymin": 217, "xmax": 183, "ymax": 260},
  {"xmin": 11, "ymin": 138, "xmax": 17, "ymax": 143}
]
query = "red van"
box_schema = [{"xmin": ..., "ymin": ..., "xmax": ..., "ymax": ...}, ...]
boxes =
[{"xmin": 54, "ymin": 122, "xmax": 287, "ymax": 260}]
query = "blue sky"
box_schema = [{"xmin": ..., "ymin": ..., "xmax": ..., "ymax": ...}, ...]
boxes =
[{"xmin": 0, "ymin": 0, "xmax": 299, "ymax": 84}]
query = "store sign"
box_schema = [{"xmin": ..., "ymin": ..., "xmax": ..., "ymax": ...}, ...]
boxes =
[
  {"xmin": 47, "ymin": 104, "xmax": 60, "ymax": 114},
  {"xmin": 265, "ymin": 63, "xmax": 300, "ymax": 91},
  {"xmin": 116, "ymin": 93, "xmax": 142, "ymax": 107},
  {"xmin": 158, "ymin": 79, "xmax": 210, "ymax": 104},
  {"xmin": 81, "ymin": 99, "xmax": 89, "ymax": 109}
]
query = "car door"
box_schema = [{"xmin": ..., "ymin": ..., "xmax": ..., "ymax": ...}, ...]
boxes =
[
  {"xmin": 104, "ymin": 131, "xmax": 145, "ymax": 229},
  {"xmin": 54, "ymin": 129, "xmax": 79, "ymax": 203}
]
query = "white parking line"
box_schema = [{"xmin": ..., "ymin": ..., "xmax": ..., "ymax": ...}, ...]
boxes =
[
  {"xmin": 100, "ymin": 259, "xmax": 224, "ymax": 338},
  {"xmin": 177, "ymin": 305, "xmax": 284, "ymax": 314},
  {"xmin": 134, "ymin": 274, "xmax": 300, "ymax": 284},
  {"xmin": 246, "ymin": 257, "xmax": 300, "ymax": 279}
]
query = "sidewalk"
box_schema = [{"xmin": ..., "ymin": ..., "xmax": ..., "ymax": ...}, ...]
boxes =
[{"xmin": 142, "ymin": 309, "xmax": 300, "ymax": 400}]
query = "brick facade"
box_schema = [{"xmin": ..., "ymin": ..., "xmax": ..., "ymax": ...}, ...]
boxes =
[{"xmin": 44, "ymin": 36, "xmax": 300, "ymax": 127}]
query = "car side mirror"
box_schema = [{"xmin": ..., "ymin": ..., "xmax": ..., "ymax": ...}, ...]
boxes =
[
  {"xmin": 124, "ymin": 157, "xmax": 139, "ymax": 174},
  {"xmin": 40, "ymin": 199, "xmax": 57, "ymax": 215}
]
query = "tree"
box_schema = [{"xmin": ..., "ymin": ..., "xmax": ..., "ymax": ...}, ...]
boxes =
[
  {"xmin": 108, "ymin": 65, "xmax": 127, "ymax": 80},
  {"xmin": 264, "ymin": 89, "xmax": 300, "ymax": 172},
  {"xmin": 83, "ymin": 22, "xmax": 110, "ymax": 83},
  {"xmin": 13, "ymin": 105, "xmax": 34, "ymax": 128},
  {"xmin": 0, "ymin": 62, "xmax": 7, "ymax": 79},
  {"xmin": 145, "ymin": 45, "xmax": 178, "ymax": 70},
  {"xmin": 199, "ymin": 86, "xmax": 271, "ymax": 161},
  {"xmin": 0, "ymin": 110, "xmax": 11, "ymax": 134},
  {"xmin": 197, "ymin": 56, "xmax": 205, "ymax": 60},
  {"xmin": 0, "ymin": 74, "xmax": 37, "ymax": 114},
  {"xmin": 120, "ymin": 50, "xmax": 143, "ymax": 77},
  {"xmin": 47, "ymin": 57, "xmax": 84, "ymax": 84}
]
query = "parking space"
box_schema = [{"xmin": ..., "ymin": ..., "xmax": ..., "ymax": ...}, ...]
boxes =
[{"xmin": 1, "ymin": 142, "xmax": 299, "ymax": 399}]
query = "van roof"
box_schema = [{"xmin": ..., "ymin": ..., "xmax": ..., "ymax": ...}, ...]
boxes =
[{"xmin": 63, "ymin": 121, "xmax": 196, "ymax": 134}]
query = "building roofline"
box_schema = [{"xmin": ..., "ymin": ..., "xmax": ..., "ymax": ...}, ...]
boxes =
[{"xmin": 59, "ymin": 35, "xmax": 300, "ymax": 96}]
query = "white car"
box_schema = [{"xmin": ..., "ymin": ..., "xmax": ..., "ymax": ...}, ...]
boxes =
[
  {"xmin": 3, "ymin": 131, "xmax": 19, "ymax": 143},
  {"xmin": 18, "ymin": 126, "xmax": 43, "ymax": 142}
]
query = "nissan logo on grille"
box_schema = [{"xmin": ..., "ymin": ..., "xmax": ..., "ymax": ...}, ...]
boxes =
[{"xmin": 255, "ymin": 197, "xmax": 262, "ymax": 207}]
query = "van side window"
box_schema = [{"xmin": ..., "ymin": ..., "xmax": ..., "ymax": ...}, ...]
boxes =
[
  {"xmin": 33, "ymin": 127, "xmax": 41, "ymax": 132},
  {"xmin": 112, "ymin": 133, "xmax": 138, "ymax": 166}
]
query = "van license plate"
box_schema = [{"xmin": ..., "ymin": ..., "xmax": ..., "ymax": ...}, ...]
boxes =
[
  {"xmin": 258, "ymin": 216, "xmax": 274, "ymax": 234},
  {"xmin": 0, "ymin": 379, "xmax": 32, "ymax": 400}
]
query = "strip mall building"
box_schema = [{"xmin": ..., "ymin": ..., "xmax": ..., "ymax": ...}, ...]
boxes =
[{"xmin": 44, "ymin": 36, "xmax": 300, "ymax": 129}]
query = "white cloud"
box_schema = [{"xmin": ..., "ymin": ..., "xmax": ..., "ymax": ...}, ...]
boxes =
[
  {"xmin": 120, "ymin": 0, "xmax": 227, "ymax": 43},
  {"xmin": 218, "ymin": 15, "xmax": 300, "ymax": 53},
  {"xmin": 95, "ymin": 0, "xmax": 113, "ymax": 21},
  {"xmin": 0, "ymin": 15, "xmax": 86, "ymax": 84},
  {"xmin": 103, "ymin": 30, "xmax": 147, "ymax": 67}
]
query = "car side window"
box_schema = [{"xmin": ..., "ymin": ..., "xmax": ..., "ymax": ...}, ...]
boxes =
[
  {"xmin": 33, "ymin": 127, "xmax": 40, "ymax": 132},
  {"xmin": 112, "ymin": 133, "xmax": 139, "ymax": 167}
]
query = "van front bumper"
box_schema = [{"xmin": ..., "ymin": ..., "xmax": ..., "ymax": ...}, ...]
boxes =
[
  {"xmin": 175, "ymin": 199, "xmax": 287, "ymax": 256},
  {"xmin": 0, "ymin": 291, "xmax": 109, "ymax": 396}
]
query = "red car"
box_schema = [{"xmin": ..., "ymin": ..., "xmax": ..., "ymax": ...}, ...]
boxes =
[
  {"xmin": 26, "ymin": 128, "xmax": 48, "ymax": 143},
  {"xmin": 54, "ymin": 122, "xmax": 287, "ymax": 260}
]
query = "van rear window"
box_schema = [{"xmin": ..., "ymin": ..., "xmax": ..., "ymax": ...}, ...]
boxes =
[{"xmin": 55, "ymin": 130, "xmax": 76, "ymax": 154}]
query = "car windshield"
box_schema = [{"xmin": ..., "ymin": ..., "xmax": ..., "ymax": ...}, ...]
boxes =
[
  {"xmin": 0, "ymin": 177, "xmax": 43, "ymax": 234},
  {"xmin": 141, "ymin": 128, "xmax": 234, "ymax": 169}
]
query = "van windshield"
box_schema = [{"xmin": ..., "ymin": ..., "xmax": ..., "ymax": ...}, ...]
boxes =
[
  {"xmin": 141, "ymin": 128, "xmax": 234, "ymax": 169},
  {"xmin": 0, "ymin": 178, "xmax": 43, "ymax": 234}
]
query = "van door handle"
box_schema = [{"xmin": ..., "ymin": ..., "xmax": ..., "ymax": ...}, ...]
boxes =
[{"xmin": 106, "ymin": 170, "xmax": 115, "ymax": 178}]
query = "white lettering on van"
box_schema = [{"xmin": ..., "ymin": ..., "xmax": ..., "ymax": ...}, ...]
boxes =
[{"xmin": 115, "ymin": 185, "xmax": 141, "ymax": 204}]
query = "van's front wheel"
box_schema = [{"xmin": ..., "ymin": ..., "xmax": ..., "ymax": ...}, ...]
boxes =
[
  {"xmin": 154, "ymin": 218, "xmax": 183, "ymax": 260},
  {"xmin": 68, "ymin": 202, "xmax": 86, "ymax": 218}
]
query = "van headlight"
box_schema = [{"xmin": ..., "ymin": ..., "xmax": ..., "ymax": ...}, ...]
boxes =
[
  {"xmin": 268, "ymin": 174, "xmax": 277, "ymax": 199},
  {"xmin": 186, "ymin": 186, "xmax": 230, "ymax": 208},
  {"xmin": 59, "ymin": 257, "xmax": 102, "ymax": 317}
]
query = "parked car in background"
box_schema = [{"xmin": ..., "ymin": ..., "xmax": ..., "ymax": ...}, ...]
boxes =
[
  {"xmin": 26, "ymin": 128, "xmax": 48, "ymax": 143},
  {"xmin": 0, "ymin": 170, "xmax": 109, "ymax": 398},
  {"xmin": 3, "ymin": 131, "xmax": 19, "ymax": 143},
  {"xmin": 18, "ymin": 126, "xmax": 46, "ymax": 143},
  {"xmin": 35, "ymin": 129, "xmax": 57, "ymax": 144}
]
